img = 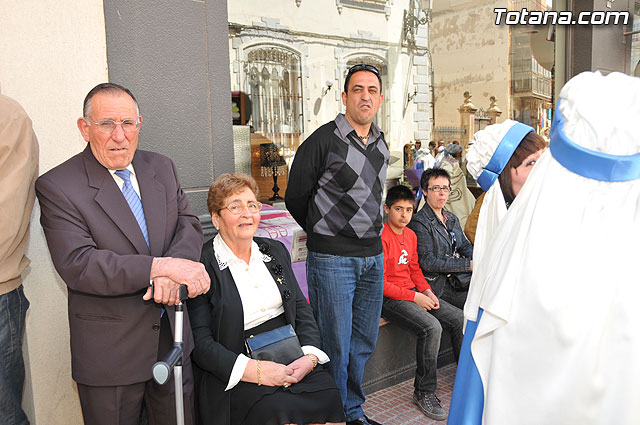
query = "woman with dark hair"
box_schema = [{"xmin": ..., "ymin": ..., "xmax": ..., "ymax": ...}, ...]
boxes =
[
  {"xmin": 496, "ymin": 131, "xmax": 546, "ymax": 205},
  {"xmin": 407, "ymin": 167, "xmax": 474, "ymax": 310},
  {"xmin": 464, "ymin": 124, "xmax": 546, "ymax": 243},
  {"xmin": 188, "ymin": 173, "xmax": 345, "ymax": 425}
]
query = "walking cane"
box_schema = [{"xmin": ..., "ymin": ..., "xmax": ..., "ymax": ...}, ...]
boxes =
[{"xmin": 152, "ymin": 285, "xmax": 189, "ymax": 425}]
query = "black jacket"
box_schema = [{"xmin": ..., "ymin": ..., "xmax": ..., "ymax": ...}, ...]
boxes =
[{"xmin": 407, "ymin": 204, "xmax": 473, "ymax": 296}]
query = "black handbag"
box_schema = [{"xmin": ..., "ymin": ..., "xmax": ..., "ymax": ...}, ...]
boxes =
[
  {"xmin": 245, "ymin": 324, "xmax": 304, "ymax": 365},
  {"xmin": 447, "ymin": 271, "xmax": 472, "ymax": 292}
]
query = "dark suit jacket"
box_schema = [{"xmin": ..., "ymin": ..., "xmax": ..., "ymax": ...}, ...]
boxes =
[
  {"xmin": 188, "ymin": 237, "xmax": 321, "ymax": 425},
  {"xmin": 35, "ymin": 145, "xmax": 202, "ymax": 386}
]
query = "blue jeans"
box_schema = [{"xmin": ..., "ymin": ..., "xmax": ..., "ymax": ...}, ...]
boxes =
[
  {"xmin": 0, "ymin": 285, "xmax": 30, "ymax": 425},
  {"xmin": 382, "ymin": 295, "xmax": 463, "ymax": 393},
  {"xmin": 306, "ymin": 251, "xmax": 383, "ymax": 422}
]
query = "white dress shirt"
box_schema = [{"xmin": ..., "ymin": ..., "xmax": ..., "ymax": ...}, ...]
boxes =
[{"xmin": 109, "ymin": 163, "xmax": 141, "ymax": 197}]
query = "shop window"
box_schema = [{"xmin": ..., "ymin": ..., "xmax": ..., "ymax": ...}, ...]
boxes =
[
  {"xmin": 247, "ymin": 47, "xmax": 303, "ymax": 135},
  {"xmin": 242, "ymin": 45, "xmax": 304, "ymax": 201}
]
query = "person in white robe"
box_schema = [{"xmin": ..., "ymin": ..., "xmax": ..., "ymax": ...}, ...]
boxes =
[
  {"xmin": 438, "ymin": 144, "xmax": 475, "ymax": 228},
  {"xmin": 448, "ymin": 71, "xmax": 640, "ymax": 425},
  {"xmin": 463, "ymin": 120, "xmax": 546, "ymax": 321},
  {"xmin": 449, "ymin": 120, "xmax": 545, "ymax": 425}
]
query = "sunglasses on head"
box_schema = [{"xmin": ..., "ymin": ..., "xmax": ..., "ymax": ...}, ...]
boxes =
[
  {"xmin": 346, "ymin": 63, "xmax": 380, "ymax": 76},
  {"xmin": 344, "ymin": 64, "xmax": 382, "ymax": 92}
]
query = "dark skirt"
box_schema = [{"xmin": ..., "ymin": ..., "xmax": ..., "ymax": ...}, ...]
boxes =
[{"xmin": 230, "ymin": 315, "xmax": 345, "ymax": 425}]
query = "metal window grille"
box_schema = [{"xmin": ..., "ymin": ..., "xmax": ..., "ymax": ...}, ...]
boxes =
[{"xmin": 244, "ymin": 46, "xmax": 304, "ymax": 135}]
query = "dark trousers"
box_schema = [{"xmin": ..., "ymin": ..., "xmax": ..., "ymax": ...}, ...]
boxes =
[
  {"xmin": 382, "ymin": 296, "xmax": 463, "ymax": 393},
  {"xmin": 441, "ymin": 283, "xmax": 469, "ymax": 311},
  {"xmin": 77, "ymin": 314, "xmax": 194, "ymax": 425}
]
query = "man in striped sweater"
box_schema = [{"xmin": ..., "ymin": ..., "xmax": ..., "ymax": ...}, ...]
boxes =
[{"xmin": 286, "ymin": 64, "xmax": 388, "ymax": 425}]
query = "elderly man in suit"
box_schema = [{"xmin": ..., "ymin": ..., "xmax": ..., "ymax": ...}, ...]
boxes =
[{"xmin": 35, "ymin": 83, "xmax": 210, "ymax": 425}]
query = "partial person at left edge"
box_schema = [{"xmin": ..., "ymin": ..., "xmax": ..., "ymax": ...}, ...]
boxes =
[
  {"xmin": 0, "ymin": 93, "xmax": 39, "ymax": 425},
  {"xmin": 35, "ymin": 83, "xmax": 210, "ymax": 425}
]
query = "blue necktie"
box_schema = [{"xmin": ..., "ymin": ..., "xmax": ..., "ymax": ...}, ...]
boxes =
[{"xmin": 115, "ymin": 169, "xmax": 149, "ymax": 247}]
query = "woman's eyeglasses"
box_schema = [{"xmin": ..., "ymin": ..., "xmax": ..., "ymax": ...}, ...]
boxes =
[
  {"xmin": 427, "ymin": 185, "xmax": 451, "ymax": 193},
  {"xmin": 224, "ymin": 201, "xmax": 263, "ymax": 215}
]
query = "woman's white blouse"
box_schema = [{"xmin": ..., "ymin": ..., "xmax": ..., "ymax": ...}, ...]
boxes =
[{"xmin": 214, "ymin": 235, "xmax": 285, "ymax": 330}]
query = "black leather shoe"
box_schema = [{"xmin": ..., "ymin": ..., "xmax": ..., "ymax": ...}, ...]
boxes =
[{"xmin": 346, "ymin": 415, "xmax": 383, "ymax": 425}]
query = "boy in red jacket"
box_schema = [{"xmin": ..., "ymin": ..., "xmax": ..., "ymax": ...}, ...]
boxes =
[{"xmin": 381, "ymin": 185, "xmax": 463, "ymax": 421}]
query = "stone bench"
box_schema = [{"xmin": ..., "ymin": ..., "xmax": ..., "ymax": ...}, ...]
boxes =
[{"xmin": 362, "ymin": 318, "xmax": 456, "ymax": 395}]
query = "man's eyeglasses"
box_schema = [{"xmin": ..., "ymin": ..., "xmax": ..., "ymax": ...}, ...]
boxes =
[
  {"xmin": 347, "ymin": 63, "xmax": 380, "ymax": 76},
  {"xmin": 224, "ymin": 201, "xmax": 263, "ymax": 215},
  {"xmin": 427, "ymin": 185, "xmax": 451, "ymax": 193},
  {"xmin": 89, "ymin": 119, "xmax": 140, "ymax": 134}
]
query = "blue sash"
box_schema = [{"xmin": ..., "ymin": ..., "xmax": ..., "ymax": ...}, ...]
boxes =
[
  {"xmin": 476, "ymin": 123, "xmax": 534, "ymax": 191},
  {"xmin": 550, "ymin": 101, "xmax": 640, "ymax": 182}
]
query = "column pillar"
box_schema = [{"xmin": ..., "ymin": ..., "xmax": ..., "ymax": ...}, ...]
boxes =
[
  {"xmin": 457, "ymin": 91, "xmax": 477, "ymax": 156},
  {"xmin": 486, "ymin": 95, "xmax": 502, "ymax": 124}
]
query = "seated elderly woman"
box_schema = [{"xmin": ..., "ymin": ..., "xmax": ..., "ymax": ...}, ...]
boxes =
[
  {"xmin": 407, "ymin": 167, "xmax": 474, "ymax": 310},
  {"xmin": 188, "ymin": 173, "xmax": 345, "ymax": 425}
]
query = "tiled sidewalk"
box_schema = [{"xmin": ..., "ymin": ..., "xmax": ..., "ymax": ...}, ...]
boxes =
[{"xmin": 362, "ymin": 363, "xmax": 457, "ymax": 424}]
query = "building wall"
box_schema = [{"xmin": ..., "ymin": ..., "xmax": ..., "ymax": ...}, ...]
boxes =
[
  {"xmin": 227, "ymin": 0, "xmax": 433, "ymax": 155},
  {"xmin": 567, "ymin": 0, "xmax": 635, "ymax": 77},
  {"xmin": 431, "ymin": 0, "xmax": 511, "ymax": 130},
  {"xmin": 103, "ymin": 0, "xmax": 234, "ymax": 214},
  {"xmin": 0, "ymin": 1, "xmax": 108, "ymax": 423},
  {"xmin": 229, "ymin": 1, "xmax": 401, "ymax": 44}
]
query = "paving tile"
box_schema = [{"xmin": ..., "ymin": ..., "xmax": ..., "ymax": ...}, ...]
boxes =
[{"xmin": 363, "ymin": 363, "xmax": 457, "ymax": 424}]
